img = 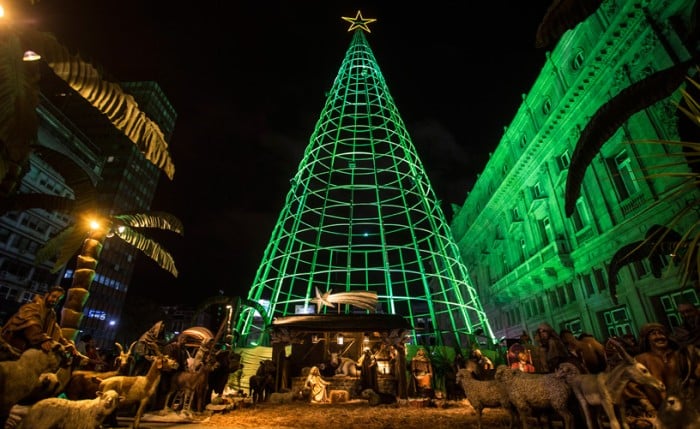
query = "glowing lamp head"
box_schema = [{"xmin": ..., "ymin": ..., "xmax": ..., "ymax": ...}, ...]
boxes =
[{"xmin": 23, "ymin": 51, "xmax": 41, "ymax": 62}]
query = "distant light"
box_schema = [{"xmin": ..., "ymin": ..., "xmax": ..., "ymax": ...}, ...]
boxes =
[
  {"xmin": 363, "ymin": 232, "xmax": 369, "ymax": 237},
  {"xmin": 117, "ymin": 225, "xmax": 125, "ymax": 233},
  {"xmin": 23, "ymin": 51, "xmax": 41, "ymax": 62},
  {"xmin": 109, "ymin": 320, "xmax": 116, "ymax": 326}
]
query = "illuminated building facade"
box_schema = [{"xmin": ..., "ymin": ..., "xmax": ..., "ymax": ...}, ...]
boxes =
[{"xmin": 451, "ymin": 0, "xmax": 699, "ymax": 341}]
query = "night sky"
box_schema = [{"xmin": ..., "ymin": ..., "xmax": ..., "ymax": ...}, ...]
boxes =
[{"xmin": 28, "ymin": 1, "xmax": 552, "ymax": 304}]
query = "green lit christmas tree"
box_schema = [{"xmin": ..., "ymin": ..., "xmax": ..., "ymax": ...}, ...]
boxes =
[{"xmin": 235, "ymin": 11, "xmax": 495, "ymax": 349}]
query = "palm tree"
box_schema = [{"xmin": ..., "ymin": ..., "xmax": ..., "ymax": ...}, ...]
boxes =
[
  {"xmin": 564, "ymin": 66, "xmax": 700, "ymax": 297},
  {"xmin": 36, "ymin": 209, "xmax": 184, "ymax": 341}
]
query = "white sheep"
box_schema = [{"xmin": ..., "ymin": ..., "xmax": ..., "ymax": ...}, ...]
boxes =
[
  {"xmin": 98, "ymin": 354, "xmax": 179, "ymax": 429},
  {"xmin": 0, "ymin": 345, "xmax": 66, "ymax": 427},
  {"xmin": 16, "ymin": 389, "xmax": 121, "ymax": 429},
  {"xmin": 456, "ymin": 361, "xmax": 515, "ymax": 429},
  {"xmin": 494, "ymin": 365, "xmax": 574, "ymax": 429}
]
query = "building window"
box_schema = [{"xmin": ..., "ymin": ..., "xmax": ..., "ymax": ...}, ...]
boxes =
[
  {"xmin": 572, "ymin": 51, "xmax": 585, "ymax": 71},
  {"xmin": 20, "ymin": 291, "xmax": 34, "ymax": 303},
  {"xmin": 563, "ymin": 319, "xmax": 583, "ymax": 337},
  {"xmin": 533, "ymin": 182, "xmax": 543, "ymax": 198},
  {"xmin": 593, "ymin": 268, "xmax": 607, "ymax": 292},
  {"xmin": 507, "ymin": 307, "xmax": 521, "ymax": 325},
  {"xmin": 566, "ymin": 282, "xmax": 576, "ymax": 302},
  {"xmin": 581, "ymin": 273, "xmax": 595, "ymax": 297},
  {"xmin": 608, "ymin": 150, "xmax": 640, "ymax": 201},
  {"xmin": 602, "ymin": 306, "xmax": 634, "ymax": 338},
  {"xmin": 633, "ymin": 260, "xmax": 649, "ymax": 280},
  {"xmin": 538, "ymin": 217, "xmax": 552, "ymax": 245},
  {"xmin": 659, "ymin": 290, "xmax": 700, "ymax": 329},
  {"xmin": 520, "ymin": 135, "xmax": 527, "ymax": 148},
  {"xmin": 512, "ymin": 207, "xmax": 521, "ymax": 221},
  {"xmin": 542, "ymin": 98, "xmax": 552, "ymax": 115},
  {"xmin": 556, "ymin": 286, "xmax": 567, "ymax": 305},
  {"xmin": 571, "ymin": 198, "xmax": 590, "ymax": 231},
  {"xmin": 557, "ymin": 150, "xmax": 571, "ymax": 171}
]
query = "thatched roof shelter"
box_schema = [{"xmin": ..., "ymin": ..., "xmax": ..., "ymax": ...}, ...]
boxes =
[{"xmin": 268, "ymin": 314, "xmax": 413, "ymax": 398}]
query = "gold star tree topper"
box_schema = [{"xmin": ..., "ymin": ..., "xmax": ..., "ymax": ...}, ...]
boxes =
[{"xmin": 342, "ymin": 10, "xmax": 377, "ymax": 33}]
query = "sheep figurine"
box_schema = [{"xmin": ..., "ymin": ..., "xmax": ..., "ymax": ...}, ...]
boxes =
[
  {"xmin": 494, "ymin": 365, "xmax": 574, "ymax": 429},
  {"xmin": 456, "ymin": 361, "xmax": 515, "ymax": 429},
  {"xmin": 0, "ymin": 345, "xmax": 66, "ymax": 427},
  {"xmin": 16, "ymin": 389, "xmax": 121, "ymax": 429}
]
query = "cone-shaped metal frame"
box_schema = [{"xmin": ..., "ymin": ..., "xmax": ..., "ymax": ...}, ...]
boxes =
[{"xmin": 235, "ymin": 30, "xmax": 495, "ymax": 349}]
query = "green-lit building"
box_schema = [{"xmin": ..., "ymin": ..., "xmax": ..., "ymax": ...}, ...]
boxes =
[{"xmin": 451, "ymin": 0, "xmax": 699, "ymax": 342}]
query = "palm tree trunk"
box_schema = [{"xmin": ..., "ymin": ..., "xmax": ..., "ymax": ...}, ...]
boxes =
[{"xmin": 61, "ymin": 229, "xmax": 106, "ymax": 341}]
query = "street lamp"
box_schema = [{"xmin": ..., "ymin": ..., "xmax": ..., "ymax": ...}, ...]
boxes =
[{"xmin": 23, "ymin": 50, "xmax": 40, "ymax": 61}]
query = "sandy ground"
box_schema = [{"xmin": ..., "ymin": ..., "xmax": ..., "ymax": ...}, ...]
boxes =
[{"xmin": 192, "ymin": 399, "xmax": 514, "ymax": 429}]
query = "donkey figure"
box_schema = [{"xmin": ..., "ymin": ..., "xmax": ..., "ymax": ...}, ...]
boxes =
[
  {"xmin": 249, "ymin": 359, "xmax": 276, "ymax": 405},
  {"xmin": 556, "ymin": 339, "xmax": 665, "ymax": 429}
]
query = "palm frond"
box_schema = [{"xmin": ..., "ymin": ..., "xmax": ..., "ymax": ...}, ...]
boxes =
[
  {"xmin": 114, "ymin": 226, "xmax": 178, "ymax": 277},
  {"xmin": 35, "ymin": 224, "xmax": 88, "ymax": 272},
  {"xmin": 607, "ymin": 225, "xmax": 685, "ymax": 303},
  {"xmin": 17, "ymin": 29, "xmax": 175, "ymax": 180},
  {"xmin": 565, "ymin": 58, "xmax": 697, "ymax": 217},
  {"xmin": 112, "ymin": 212, "xmax": 184, "ymax": 235},
  {"xmin": 0, "ymin": 193, "xmax": 76, "ymax": 215}
]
